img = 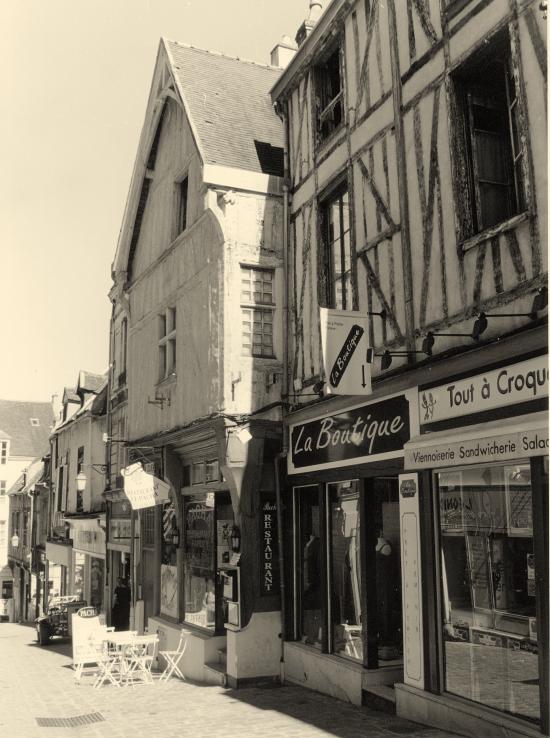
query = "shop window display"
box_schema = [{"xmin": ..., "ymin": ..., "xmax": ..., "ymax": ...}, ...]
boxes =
[
  {"xmin": 183, "ymin": 494, "xmax": 215, "ymax": 629},
  {"xmin": 330, "ymin": 481, "xmax": 362, "ymax": 661},
  {"xmin": 438, "ymin": 462, "xmax": 539, "ymax": 723},
  {"xmin": 298, "ymin": 487, "xmax": 322, "ymax": 648}
]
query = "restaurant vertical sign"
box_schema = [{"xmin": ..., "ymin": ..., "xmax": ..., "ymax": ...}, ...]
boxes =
[{"xmin": 260, "ymin": 493, "xmax": 279, "ymax": 597}]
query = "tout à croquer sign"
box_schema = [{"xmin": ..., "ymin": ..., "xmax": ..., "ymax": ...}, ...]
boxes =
[
  {"xmin": 320, "ymin": 308, "xmax": 372, "ymax": 396},
  {"xmin": 289, "ymin": 392, "xmax": 412, "ymax": 474},
  {"xmin": 419, "ymin": 355, "xmax": 548, "ymax": 425}
]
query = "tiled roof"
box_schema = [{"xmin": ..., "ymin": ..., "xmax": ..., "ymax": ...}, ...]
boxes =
[
  {"xmin": 164, "ymin": 40, "xmax": 284, "ymax": 174},
  {"xmin": 62, "ymin": 387, "xmax": 79, "ymax": 404},
  {"xmin": 0, "ymin": 400, "xmax": 54, "ymax": 458}
]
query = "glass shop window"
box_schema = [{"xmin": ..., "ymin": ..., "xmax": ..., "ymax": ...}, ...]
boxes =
[
  {"xmin": 437, "ymin": 462, "xmax": 539, "ymax": 723},
  {"xmin": 183, "ymin": 493, "xmax": 216, "ymax": 630},
  {"xmin": 297, "ymin": 486, "xmax": 323, "ymax": 649},
  {"xmin": 329, "ymin": 481, "xmax": 362, "ymax": 661}
]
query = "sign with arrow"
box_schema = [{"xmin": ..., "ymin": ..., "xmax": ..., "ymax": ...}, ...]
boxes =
[{"xmin": 320, "ymin": 308, "xmax": 372, "ymax": 396}]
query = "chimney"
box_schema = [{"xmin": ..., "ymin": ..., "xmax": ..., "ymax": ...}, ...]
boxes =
[
  {"xmin": 295, "ymin": 0, "xmax": 324, "ymax": 47},
  {"xmin": 270, "ymin": 35, "xmax": 298, "ymax": 68}
]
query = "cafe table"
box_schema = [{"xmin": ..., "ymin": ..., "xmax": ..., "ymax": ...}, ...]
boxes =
[{"xmin": 94, "ymin": 632, "xmax": 158, "ymax": 687}]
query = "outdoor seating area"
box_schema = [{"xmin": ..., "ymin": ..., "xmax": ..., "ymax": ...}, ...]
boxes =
[{"xmin": 72, "ymin": 621, "xmax": 187, "ymax": 688}]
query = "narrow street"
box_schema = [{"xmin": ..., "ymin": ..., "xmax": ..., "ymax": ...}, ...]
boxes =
[{"xmin": 0, "ymin": 624, "xmax": 457, "ymax": 738}]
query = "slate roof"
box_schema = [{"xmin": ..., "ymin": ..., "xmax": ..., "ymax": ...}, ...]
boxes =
[
  {"xmin": 0, "ymin": 401, "xmax": 53, "ymax": 458},
  {"xmin": 8, "ymin": 459, "xmax": 45, "ymax": 496},
  {"xmin": 164, "ymin": 40, "xmax": 284, "ymax": 174}
]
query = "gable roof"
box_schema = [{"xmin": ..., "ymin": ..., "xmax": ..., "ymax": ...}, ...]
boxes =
[
  {"xmin": 164, "ymin": 40, "xmax": 284, "ymax": 174},
  {"xmin": 8, "ymin": 458, "xmax": 45, "ymax": 496},
  {"xmin": 0, "ymin": 400, "xmax": 54, "ymax": 457}
]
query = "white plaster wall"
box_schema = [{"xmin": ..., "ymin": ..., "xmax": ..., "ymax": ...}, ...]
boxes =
[
  {"xmin": 148, "ymin": 616, "xmax": 226, "ymax": 684},
  {"xmin": 226, "ymin": 611, "xmax": 281, "ymax": 681}
]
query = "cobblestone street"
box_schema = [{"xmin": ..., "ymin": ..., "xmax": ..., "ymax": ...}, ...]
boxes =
[{"xmin": 0, "ymin": 624, "xmax": 459, "ymax": 738}]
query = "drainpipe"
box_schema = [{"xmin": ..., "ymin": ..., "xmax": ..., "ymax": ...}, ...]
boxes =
[{"xmin": 274, "ymin": 95, "xmax": 291, "ymax": 681}]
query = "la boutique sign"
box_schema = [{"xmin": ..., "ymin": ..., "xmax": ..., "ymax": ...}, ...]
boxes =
[
  {"xmin": 122, "ymin": 463, "xmax": 170, "ymax": 510},
  {"xmin": 289, "ymin": 393, "xmax": 412, "ymax": 474},
  {"xmin": 420, "ymin": 355, "xmax": 548, "ymax": 425}
]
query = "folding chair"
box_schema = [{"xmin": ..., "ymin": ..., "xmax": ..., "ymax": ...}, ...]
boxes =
[
  {"xmin": 93, "ymin": 643, "xmax": 123, "ymax": 689},
  {"xmin": 125, "ymin": 635, "xmax": 159, "ymax": 686},
  {"xmin": 159, "ymin": 630, "xmax": 187, "ymax": 682}
]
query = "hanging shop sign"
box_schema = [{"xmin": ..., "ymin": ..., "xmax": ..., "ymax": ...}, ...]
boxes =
[
  {"xmin": 289, "ymin": 392, "xmax": 412, "ymax": 474},
  {"xmin": 259, "ymin": 494, "xmax": 279, "ymax": 597},
  {"xmin": 320, "ymin": 308, "xmax": 372, "ymax": 396},
  {"xmin": 122, "ymin": 462, "xmax": 171, "ymax": 509},
  {"xmin": 419, "ymin": 355, "xmax": 548, "ymax": 425}
]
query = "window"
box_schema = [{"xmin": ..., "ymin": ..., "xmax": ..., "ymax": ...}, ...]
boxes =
[
  {"xmin": 177, "ymin": 177, "xmax": 188, "ymax": 234},
  {"xmin": 241, "ymin": 266, "xmax": 275, "ymax": 357},
  {"xmin": 0, "ymin": 442, "xmax": 7, "ymax": 465},
  {"xmin": 452, "ymin": 34, "xmax": 525, "ymax": 239},
  {"xmin": 294, "ymin": 477, "xmax": 402, "ymax": 666},
  {"xmin": 30, "ymin": 418, "xmax": 40, "ymax": 427},
  {"xmin": 314, "ymin": 45, "xmax": 344, "ymax": 144},
  {"xmin": 183, "ymin": 492, "xmax": 232, "ymax": 631},
  {"xmin": 57, "ymin": 466, "xmax": 64, "ymax": 513},
  {"xmin": 1, "ymin": 580, "xmax": 12, "ymax": 599},
  {"xmin": 120, "ymin": 317, "xmax": 128, "ymax": 382},
  {"xmin": 158, "ymin": 307, "xmax": 176, "ymax": 381},
  {"xmin": 321, "ymin": 184, "xmax": 354, "ymax": 310},
  {"xmin": 76, "ymin": 446, "xmax": 84, "ymax": 513},
  {"xmin": 0, "ymin": 481, "xmax": 5, "ymax": 495},
  {"xmin": 437, "ymin": 462, "xmax": 540, "ymax": 723}
]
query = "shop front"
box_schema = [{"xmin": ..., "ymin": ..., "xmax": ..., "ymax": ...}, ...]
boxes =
[
  {"xmin": 139, "ymin": 417, "xmax": 283, "ymax": 687},
  {"xmin": 283, "ymin": 389, "xmax": 419, "ymax": 706},
  {"xmin": 67, "ymin": 516, "xmax": 106, "ymax": 614},
  {"xmin": 106, "ymin": 497, "xmax": 132, "ymax": 629},
  {"xmin": 396, "ymin": 354, "xmax": 549, "ymax": 738}
]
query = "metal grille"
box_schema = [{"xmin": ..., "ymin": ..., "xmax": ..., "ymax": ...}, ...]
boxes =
[{"xmin": 36, "ymin": 713, "xmax": 105, "ymax": 728}]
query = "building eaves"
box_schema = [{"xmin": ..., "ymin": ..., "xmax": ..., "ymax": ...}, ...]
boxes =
[{"xmin": 270, "ymin": 0, "xmax": 345, "ymax": 102}]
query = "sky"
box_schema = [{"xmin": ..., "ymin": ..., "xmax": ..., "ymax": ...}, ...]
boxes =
[{"xmin": 1, "ymin": 0, "xmax": 306, "ymax": 403}]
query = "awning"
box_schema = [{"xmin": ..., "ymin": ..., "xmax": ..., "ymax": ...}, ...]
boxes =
[
  {"xmin": 404, "ymin": 411, "xmax": 548, "ymax": 469},
  {"xmin": 45, "ymin": 541, "xmax": 72, "ymax": 568}
]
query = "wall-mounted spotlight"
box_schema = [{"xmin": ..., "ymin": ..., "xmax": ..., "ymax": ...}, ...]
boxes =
[
  {"xmin": 377, "ymin": 349, "xmax": 428, "ymax": 371},
  {"xmin": 421, "ymin": 330, "xmax": 474, "ymax": 356},
  {"xmin": 472, "ymin": 287, "xmax": 548, "ymax": 340}
]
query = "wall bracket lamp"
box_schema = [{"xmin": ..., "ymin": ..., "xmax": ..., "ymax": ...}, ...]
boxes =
[
  {"xmin": 76, "ymin": 465, "xmax": 108, "ymax": 492},
  {"xmin": 421, "ymin": 331, "xmax": 475, "ymax": 356},
  {"xmin": 472, "ymin": 287, "xmax": 548, "ymax": 340},
  {"xmin": 376, "ymin": 349, "xmax": 429, "ymax": 371}
]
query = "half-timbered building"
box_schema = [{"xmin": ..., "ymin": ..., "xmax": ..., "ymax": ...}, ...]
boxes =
[
  {"xmin": 271, "ymin": 1, "xmax": 547, "ymax": 735},
  {"xmin": 109, "ymin": 38, "xmax": 286, "ymax": 686}
]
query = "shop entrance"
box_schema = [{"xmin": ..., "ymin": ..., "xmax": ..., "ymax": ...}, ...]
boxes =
[{"xmin": 295, "ymin": 475, "xmax": 403, "ymax": 671}]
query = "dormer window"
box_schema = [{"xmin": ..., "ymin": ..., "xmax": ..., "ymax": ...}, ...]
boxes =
[{"xmin": 314, "ymin": 44, "xmax": 344, "ymax": 145}]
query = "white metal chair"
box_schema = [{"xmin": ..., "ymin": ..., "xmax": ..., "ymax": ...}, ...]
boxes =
[{"xmin": 158, "ymin": 630, "xmax": 188, "ymax": 682}]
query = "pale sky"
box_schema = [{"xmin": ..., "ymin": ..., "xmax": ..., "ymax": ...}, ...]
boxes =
[{"xmin": 1, "ymin": 0, "xmax": 306, "ymax": 402}]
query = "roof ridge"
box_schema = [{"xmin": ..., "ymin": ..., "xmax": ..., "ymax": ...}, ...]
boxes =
[{"xmin": 162, "ymin": 37, "xmax": 281, "ymax": 73}]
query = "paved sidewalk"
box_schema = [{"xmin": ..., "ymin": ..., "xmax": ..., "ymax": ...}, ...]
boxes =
[{"xmin": 0, "ymin": 624, "xmax": 458, "ymax": 738}]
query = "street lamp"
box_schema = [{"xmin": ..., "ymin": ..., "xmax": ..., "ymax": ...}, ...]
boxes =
[
  {"xmin": 11, "ymin": 534, "xmax": 19, "ymax": 548},
  {"xmin": 76, "ymin": 471, "xmax": 87, "ymax": 493}
]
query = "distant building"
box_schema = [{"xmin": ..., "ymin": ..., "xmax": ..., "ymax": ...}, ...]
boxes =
[
  {"xmin": 0, "ymin": 399, "xmax": 53, "ymax": 621},
  {"xmin": 46, "ymin": 372, "xmax": 107, "ymax": 615}
]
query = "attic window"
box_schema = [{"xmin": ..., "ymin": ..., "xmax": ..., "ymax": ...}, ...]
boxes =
[
  {"xmin": 254, "ymin": 141, "xmax": 284, "ymax": 177},
  {"xmin": 314, "ymin": 44, "xmax": 344, "ymax": 145},
  {"xmin": 30, "ymin": 418, "xmax": 40, "ymax": 427}
]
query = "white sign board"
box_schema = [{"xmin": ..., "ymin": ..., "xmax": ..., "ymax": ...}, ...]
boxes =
[
  {"xmin": 122, "ymin": 463, "xmax": 171, "ymax": 510},
  {"xmin": 419, "ymin": 355, "xmax": 548, "ymax": 425},
  {"xmin": 405, "ymin": 425, "xmax": 549, "ymax": 469},
  {"xmin": 399, "ymin": 474, "xmax": 424, "ymax": 689},
  {"xmin": 320, "ymin": 308, "xmax": 372, "ymax": 396}
]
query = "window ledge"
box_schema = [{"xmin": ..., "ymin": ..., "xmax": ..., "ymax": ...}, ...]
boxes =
[
  {"xmin": 315, "ymin": 122, "xmax": 346, "ymax": 155},
  {"xmin": 155, "ymin": 372, "xmax": 177, "ymax": 389},
  {"xmin": 460, "ymin": 211, "xmax": 530, "ymax": 253}
]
